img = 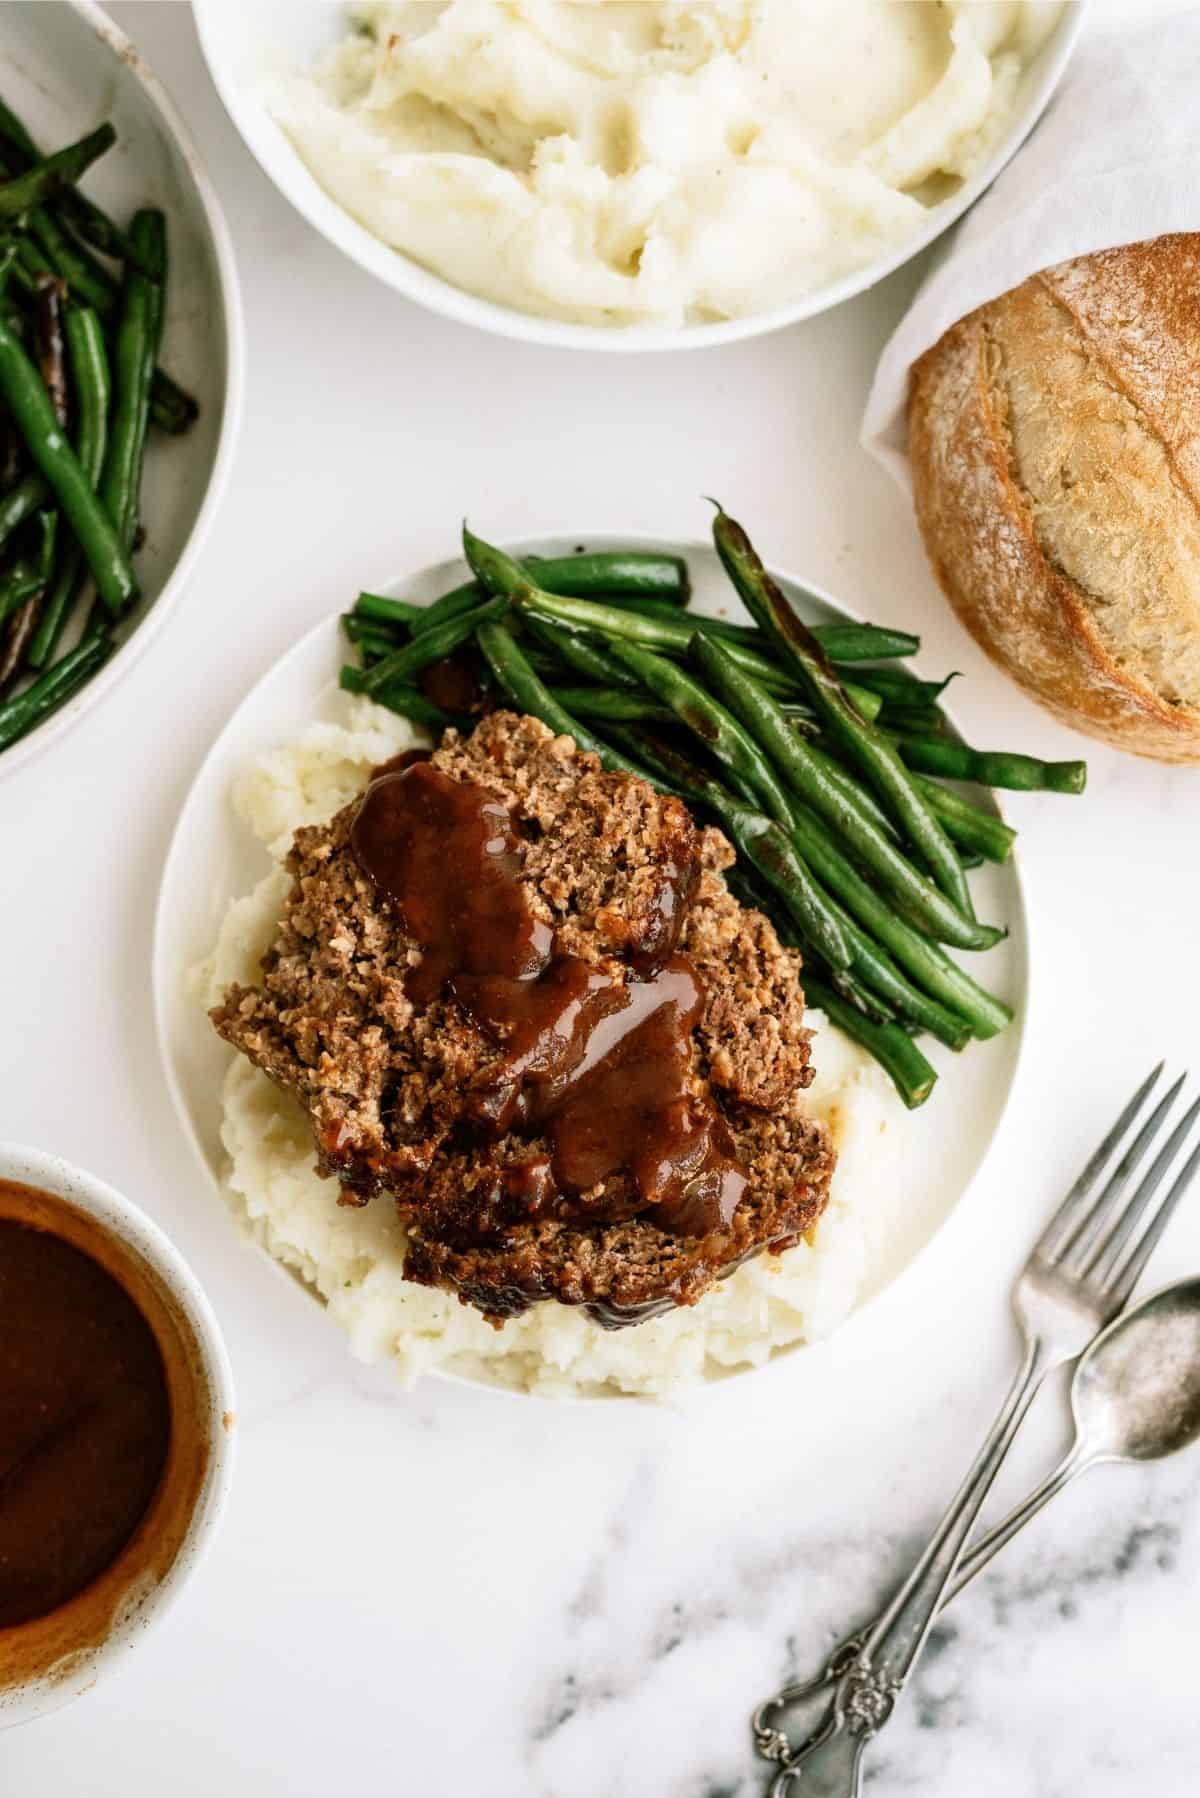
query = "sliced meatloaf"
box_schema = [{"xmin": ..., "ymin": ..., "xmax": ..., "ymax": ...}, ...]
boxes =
[
  {"xmin": 211, "ymin": 712, "xmax": 832, "ymax": 1326},
  {"xmin": 400, "ymin": 1104, "xmax": 834, "ymax": 1325}
]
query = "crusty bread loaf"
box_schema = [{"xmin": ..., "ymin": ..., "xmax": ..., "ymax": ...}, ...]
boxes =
[{"xmin": 909, "ymin": 235, "xmax": 1200, "ymax": 762}]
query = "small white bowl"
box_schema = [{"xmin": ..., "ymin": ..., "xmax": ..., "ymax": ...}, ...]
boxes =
[
  {"xmin": 0, "ymin": 1143, "xmax": 235, "ymax": 1728},
  {"xmin": 193, "ymin": 0, "xmax": 1082, "ymax": 352},
  {"xmin": 0, "ymin": 0, "xmax": 244, "ymax": 779}
]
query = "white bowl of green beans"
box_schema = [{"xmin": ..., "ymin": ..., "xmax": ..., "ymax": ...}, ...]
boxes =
[{"xmin": 0, "ymin": 0, "xmax": 243, "ymax": 777}]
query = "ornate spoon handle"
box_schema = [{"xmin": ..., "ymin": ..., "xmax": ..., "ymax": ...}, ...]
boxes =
[
  {"xmin": 767, "ymin": 1721, "xmax": 865, "ymax": 1798},
  {"xmin": 756, "ymin": 1343, "xmax": 1047, "ymax": 1769}
]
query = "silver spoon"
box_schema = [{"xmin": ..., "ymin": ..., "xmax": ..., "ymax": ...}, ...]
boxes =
[
  {"xmin": 758, "ymin": 1278, "xmax": 1200, "ymax": 1796},
  {"xmin": 945, "ymin": 1273, "xmax": 1200, "ymax": 1601}
]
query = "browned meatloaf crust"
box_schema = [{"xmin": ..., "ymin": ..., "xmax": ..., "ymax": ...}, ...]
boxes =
[{"xmin": 211, "ymin": 712, "xmax": 834, "ymax": 1324}]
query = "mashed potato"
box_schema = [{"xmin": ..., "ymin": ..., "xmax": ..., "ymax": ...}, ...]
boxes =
[
  {"xmin": 269, "ymin": 0, "xmax": 1065, "ymax": 328},
  {"xmin": 194, "ymin": 696, "xmax": 909, "ymax": 1398}
]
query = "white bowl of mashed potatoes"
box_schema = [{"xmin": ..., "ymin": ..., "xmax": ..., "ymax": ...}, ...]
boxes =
[{"xmin": 195, "ymin": 1, "xmax": 1082, "ymax": 347}]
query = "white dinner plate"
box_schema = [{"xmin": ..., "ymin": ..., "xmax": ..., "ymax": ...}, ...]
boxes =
[{"xmin": 153, "ymin": 532, "xmax": 1030, "ymax": 1385}]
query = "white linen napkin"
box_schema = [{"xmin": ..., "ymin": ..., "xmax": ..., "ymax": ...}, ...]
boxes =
[{"xmin": 863, "ymin": 5, "xmax": 1200, "ymax": 487}]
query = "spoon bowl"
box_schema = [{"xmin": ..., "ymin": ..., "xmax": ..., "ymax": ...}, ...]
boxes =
[{"xmin": 1073, "ymin": 1276, "xmax": 1200, "ymax": 1465}]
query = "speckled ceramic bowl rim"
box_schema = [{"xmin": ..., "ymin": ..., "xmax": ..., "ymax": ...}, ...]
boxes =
[
  {"xmin": 193, "ymin": 0, "xmax": 1083, "ymax": 351},
  {"xmin": 0, "ymin": 1141, "xmax": 235, "ymax": 1728},
  {"xmin": 0, "ymin": 0, "xmax": 245, "ymax": 781}
]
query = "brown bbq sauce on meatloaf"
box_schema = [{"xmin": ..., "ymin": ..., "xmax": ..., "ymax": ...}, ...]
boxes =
[{"xmin": 350, "ymin": 759, "xmax": 745, "ymax": 1237}]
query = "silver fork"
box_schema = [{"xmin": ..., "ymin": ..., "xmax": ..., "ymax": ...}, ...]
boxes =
[{"xmin": 751, "ymin": 1063, "xmax": 1200, "ymax": 1798}]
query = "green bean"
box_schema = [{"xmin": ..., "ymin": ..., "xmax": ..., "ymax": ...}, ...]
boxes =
[
  {"xmin": 689, "ymin": 633, "xmax": 1003, "ymax": 953},
  {"xmin": 0, "ymin": 541, "xmax": 52, "ymax": 626},
  {"xmin": 5, "ymin": 173, "xmax": 197, "ymax": 439},
  {"xmin": 98, "ymin": 209, "xmax": 165, "ymax": 558},
  {"xmin": 809, "ymin": 734, "xmax": 1016, "ymax": 861},
  {"xmin": 0, "ymin": 97, "xmax": 150, "ymax": 270},
  {"xmin": 722, "ymin": 820, "xmax": 969, "ymax": 1044},
  {"xmin": 618, "ymin": 596, "xmax": 766, "ymax": 646},
  {"xmin": 0, "ymin": 595, "xmax": 39, "ymax": 690},
  {"xmin": 850, "ymin": 666, "xmax": 954, "ymax": 705},
  {"xmin": 353, "ymin": 591, "xmax": 423, "ymax": 632},
  {"xmin": 524, "ymin": 615, "xmax": 639, "ymax": 689},
  {"xmin": 815, "ymin": 750, "xmax": 989, "ymax": 875},
  {"xmin": 610, "ymin": 597, "xmax": 919, "ymax": 667},
  {"xmin": 28, "ymin": 306, "xmax": 110, "ymax": 668},
  {"xmin": 0, "ymin": 468, "xmax": 48, "ymax": 551},
  {"xmin": 606, "ymin": 636, "xmax": 796, "ymax": 824},
  {"xmin": 0, "ymin": 125, "xmax": 116, "ymax": 221},
  {"xmin": 362, "ymin": 597, "xmax": 503, "ymax": 694},
  {"xmin": 911, "ymin": 774, "xmax": 1016, "ymax": 863},
  {"xmin": 823, "ymin": 892, "xmax": 972, "ymax": 1049},
  {"xmin": 339, "ymin": 664, "xmax": 469, "ymax": 734},
  {"xmin": 403, "ymin": 577, "xmax": 481, "ymax": 637},
  {"xmin": 0, "ymin": 630, "xmax": 111, "ymax": 751},
  {"xmin": 343, "ymin": 613, "xmax": 377, "ymax": 647},
  {"xmin": 827, "ymin": 971, "xmax": 905, "ymax": 1028},
  {"xmin": 0, "ymin": 100, "xmax": 38, "ymax": 161},
  {"xmin": 713, "ymin": 506, "xmax": 975, "ymax": 920},
  {"xmin": 518, "ymin": 579, "xmax": 796, "ymax": 683},
  {"xmin": 465, "ymin": 530, "xmax": 796, "ymax": 679},
  {"xmin": 342, "ymin": 619, "xmax": 396, "ymax": 663},
  {"xmin": 474, "ymin": 621, "xmax": 647, "ymax": 777},
  {"xmin": 498, "ymin": 578, "xmax": 880, "ymax": 719},
  {"xmin": 723, "ymin": 824, "xmax": 971, "ymax": 1046},
  {"xmin": 553, "ymin": 687, "xmax": 675, "ymax": 725},
  {"xmin": 880, "ymin": 702, "xmax": 950, "ymax": 735},
  {"xmin": 812, "ymin": 623, "xmax": 921, "ymax": 663},
  {"xmin": 890, "ymin": 733, "xmax": 1088, "ymax": 795},
  {"xmin": 819, "ymin": 679, "xmax": 884, "ymax": 723},
  {"xmin": 521, "ymin": 641, "xmax": 561, "ymax": 679},
  {"xmin": 413, "ymin": 549, "xmax": 691, "ymax": 642},
  {"xmin": 0, "ymin": 316, "xmax": 135, "ymax": 612},
  {"xmin": 802, "ymin": 739, "xmax": 901, "ymax": 842},
  {"xmin": 780, "ymin": 805, "xmax": 1010, "ymax": 1037},
  {"xmin": 29, "ymin": 205, "xmax": 116, "ymax": 315},
  {"xmin": 800, "ymin": 975, "xmax": 937, "ymax": 1109},
  {"xmin": 0, "ymin": 509, "xmax": 56, "ymax": 687},
  {"xmin": 786, "ymin": 800, "xmax": 1013, "ymax": 1038},
  {"xmin": 525, "ymin": 550, "xmax": 690, "ymax": 601}
]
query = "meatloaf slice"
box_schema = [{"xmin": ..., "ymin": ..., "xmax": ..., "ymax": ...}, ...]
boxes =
[
  {"xmin": 401, "ymin": 1103, "xmax": 834, "ymax": 1326},
  {"xmin": 211, "ymin": 710, "xmax": 832, "ymax": 1327},
  {"xmin": 211, "ymin": 713, "xmax": 711, "ymax": 1198}
]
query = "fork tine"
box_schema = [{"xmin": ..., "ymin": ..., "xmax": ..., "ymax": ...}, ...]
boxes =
[
  {"xmin": 1088, "ymin": 1094, "xmax": 1200, "ymax": 1282},
  {"xmin": 1106, "ymin": 1119, "xmax": 1200, "ymax": 1306},
  {"xmin": 1055, "ymin": 1073, "xmax": 1187, "ymax": 1270},
  {"xmin": 1036, "ymin": 1062, "xmax": 1164, "ymax": 1261}
]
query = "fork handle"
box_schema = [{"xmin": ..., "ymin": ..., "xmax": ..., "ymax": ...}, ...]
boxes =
[
  {"xmin": 755, "ymin": 1343, "xmax": 1051, "ymax": 1770},
  {"xmin": 943, "ymin": 1446, "xmax": 1090, "ymax": 1604},
  {"xmin": 853, "ymin": 1341, "xmax": 1047, "ymax": 1690}
]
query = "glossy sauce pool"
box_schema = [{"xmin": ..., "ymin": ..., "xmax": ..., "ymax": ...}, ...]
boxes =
[
  {"xmin": 350, "ymin": 759, "xmax": 746, "ymax": 1234},
  {"xmin": 0, "ymin": 1213, "xmax": 171, "ymax": 1630},
  {"xmin": 0, "ymin": 1179, "xmax": 213, "ymax": 1700}
]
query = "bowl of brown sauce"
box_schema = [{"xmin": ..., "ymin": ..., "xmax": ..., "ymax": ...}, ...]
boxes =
[{"xmin": 0, "ymin": 1144, "xmax": 234, "ymax": 1726}]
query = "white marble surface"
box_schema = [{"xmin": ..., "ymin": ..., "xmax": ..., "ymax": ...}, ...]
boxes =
[{"xmin": 3, "ymin": 5, "xmax": 1200, "ymax": 1795}]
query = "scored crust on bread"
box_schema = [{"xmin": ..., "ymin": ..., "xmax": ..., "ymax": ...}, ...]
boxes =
[{"xmin": 909, "ymin": 235, "xmax": 1200, "ymax": 763}]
